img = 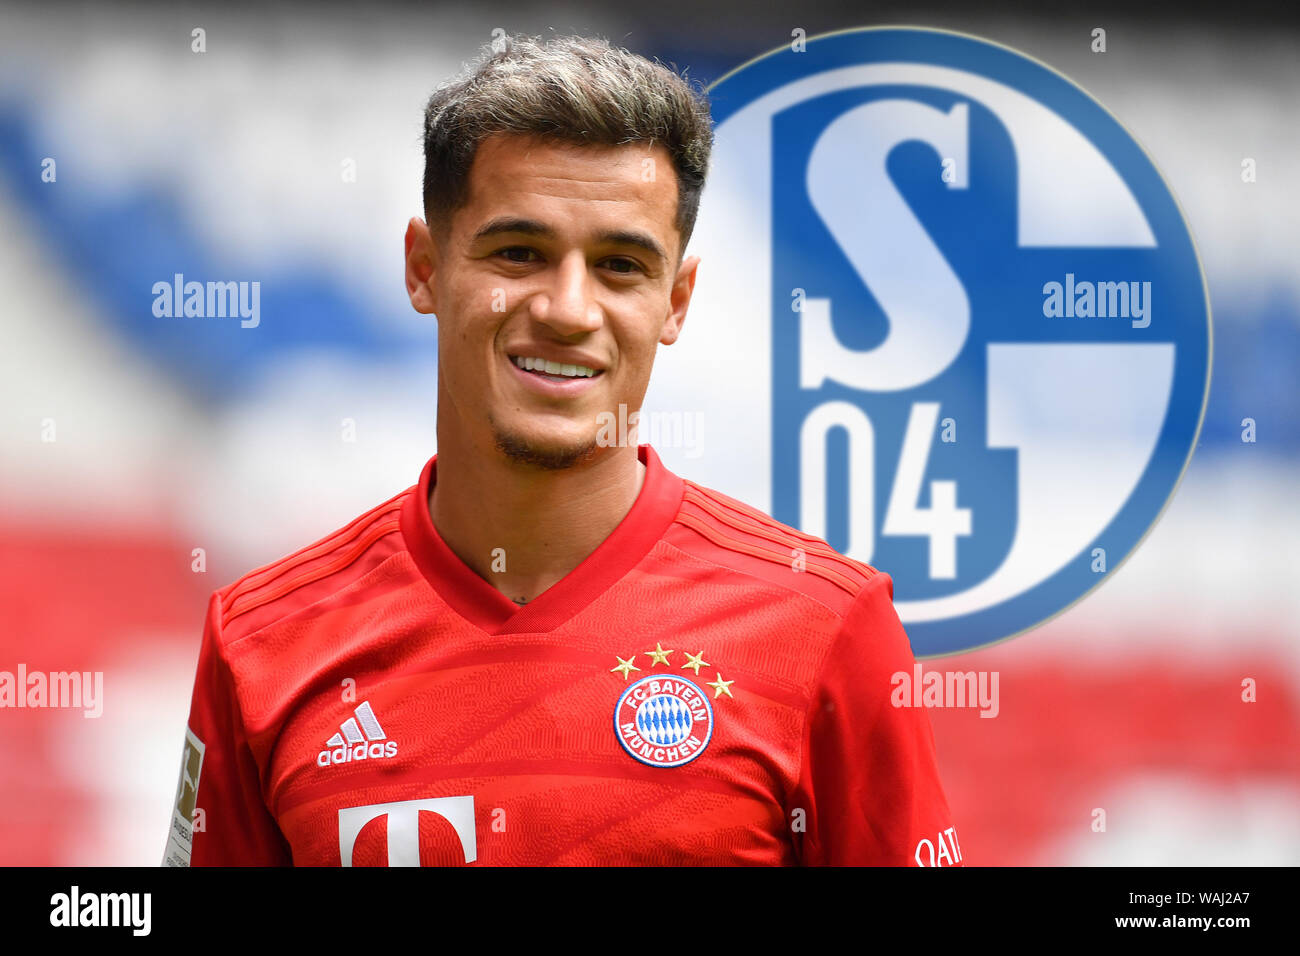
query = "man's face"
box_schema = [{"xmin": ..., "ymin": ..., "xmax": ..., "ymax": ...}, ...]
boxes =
[{"xmin": 405, "ymin": 132, "xmax": 699, "ymax": 470}]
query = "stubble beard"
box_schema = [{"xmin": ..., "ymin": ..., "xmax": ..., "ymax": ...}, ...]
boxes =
[{"xmin": 491, "ymin": 420, "xmax": 600, "ymax": 471}]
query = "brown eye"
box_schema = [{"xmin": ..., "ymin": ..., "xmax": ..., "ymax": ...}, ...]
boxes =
[
  {"xmin": 604, "ymin": 257, "xmax": 640, "ymax": 274},
  {"xmin": 500, "ymin": 247, "xmax": 538, "ymax": 263}
]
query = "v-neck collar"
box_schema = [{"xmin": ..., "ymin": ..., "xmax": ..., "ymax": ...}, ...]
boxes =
[{"xmin": 399, "ymin": 443, "xmax": 684, "ymax": 635}]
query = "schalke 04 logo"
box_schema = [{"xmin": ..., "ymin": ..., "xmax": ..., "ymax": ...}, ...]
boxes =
[{"xmin": 646, "ymin": 27, "xmax": 1211, "ymax": 656}]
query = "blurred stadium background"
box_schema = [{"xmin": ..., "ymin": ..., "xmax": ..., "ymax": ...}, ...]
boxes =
[{"xmin": 0, "ymin": 1, "xmax": 1295, "ymax": 865}]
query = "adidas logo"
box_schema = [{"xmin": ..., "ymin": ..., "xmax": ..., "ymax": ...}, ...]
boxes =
[{"xmin": 316, "ymin": 701, "xmax": 398, "ymax": 768}]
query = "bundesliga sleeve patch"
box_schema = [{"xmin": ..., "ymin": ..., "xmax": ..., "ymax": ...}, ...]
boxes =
[
  {"xmin": 162, "ymin": 725, "xmax": 205, "ymax": 867},
  {"xmin": 614, "ymin": 674, "xmax": 714, "ymax": 768}
]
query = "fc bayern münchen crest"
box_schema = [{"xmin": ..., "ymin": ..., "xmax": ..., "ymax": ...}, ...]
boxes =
[{"xmin": 614, "ymin": 675, "xmax": 714, "ymax": 768}]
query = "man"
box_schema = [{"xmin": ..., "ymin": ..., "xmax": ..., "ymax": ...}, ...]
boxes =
[{"xmin": 164, "ymin": 33, "xmax": 961, "ymax": 867}]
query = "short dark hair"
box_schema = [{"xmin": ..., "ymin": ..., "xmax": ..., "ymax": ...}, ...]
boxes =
[{"xmin": 422, "ymin": 34, "xmax": 714, "ymax": 258}]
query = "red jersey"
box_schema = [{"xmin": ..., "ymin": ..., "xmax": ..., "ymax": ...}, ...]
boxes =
[{"xmin": 163, "ymin": 443, "xmax": 960, "ymax": 866}]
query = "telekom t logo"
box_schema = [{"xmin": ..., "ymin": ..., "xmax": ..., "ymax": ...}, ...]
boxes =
[{"xmin": 338, "ymin": 796, "xmax": 476, "ymax": 866}]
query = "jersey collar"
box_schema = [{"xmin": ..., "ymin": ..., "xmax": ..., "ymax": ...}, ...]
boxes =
[{"xmin": 399, "ymin": 443, "xmax": 683, "ymax": 635}]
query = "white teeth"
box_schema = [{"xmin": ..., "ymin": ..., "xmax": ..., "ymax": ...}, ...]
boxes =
[{"xmin": 511, "ymin": 356, "xmax": 597, "ymax": 378}]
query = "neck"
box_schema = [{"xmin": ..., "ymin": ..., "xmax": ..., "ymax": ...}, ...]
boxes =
[{"xmin": 429, "ymin": 427, "xmax": 646, "ymax": 607}]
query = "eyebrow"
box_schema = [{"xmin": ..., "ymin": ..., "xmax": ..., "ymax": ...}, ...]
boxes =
[{"xmin": 470, "ymin": 216, "xmax": 669, "ymax": 265}]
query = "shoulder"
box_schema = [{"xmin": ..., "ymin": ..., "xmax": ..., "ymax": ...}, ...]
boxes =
[
  {"xmin": 664, "ymin": 477, "xmax": 884, "ymax": 622},
  {"xmin": 212, "ymin": 486, "xmax": 414, "ymax": 645}
]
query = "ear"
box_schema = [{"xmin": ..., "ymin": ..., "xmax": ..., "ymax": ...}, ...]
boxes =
[
  {"xmin": 405, "ymin": 217, "xmax": 438, "ymax": 314},
  {"xmin": 659, "ymin": 254, "xmax": 699, "ymax": 346}
]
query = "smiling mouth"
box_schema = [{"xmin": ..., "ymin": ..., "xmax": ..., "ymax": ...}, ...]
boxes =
[{"xmin": 510, "ymin": 354, "xmax": 604, "ymax": 382}]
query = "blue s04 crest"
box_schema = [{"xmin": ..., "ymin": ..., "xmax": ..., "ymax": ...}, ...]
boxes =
[{"xmin": 647, "ymin": 27, "xmax": 1211, "ymax": 656}]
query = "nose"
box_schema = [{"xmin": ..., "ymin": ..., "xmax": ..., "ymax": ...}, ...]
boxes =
[{"xmin": 529, "ymin": 250, "xmax": 603, "ymax": 336}]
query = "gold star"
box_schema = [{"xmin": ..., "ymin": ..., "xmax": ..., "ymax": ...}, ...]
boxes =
[
  {"xmin": 611, "ymin": 655, "xmax": 640, "ymax": 680},
  {"xmin": 708, "ymin": 673, "xmax": 735, "ymax": 699},
  {"xmin": 681, "ymin": 651, "xmax": 708, "ymax": 675},
  {"xmin": 647, "ymin": 643, "xmax": 673, "ymax": 666}
]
